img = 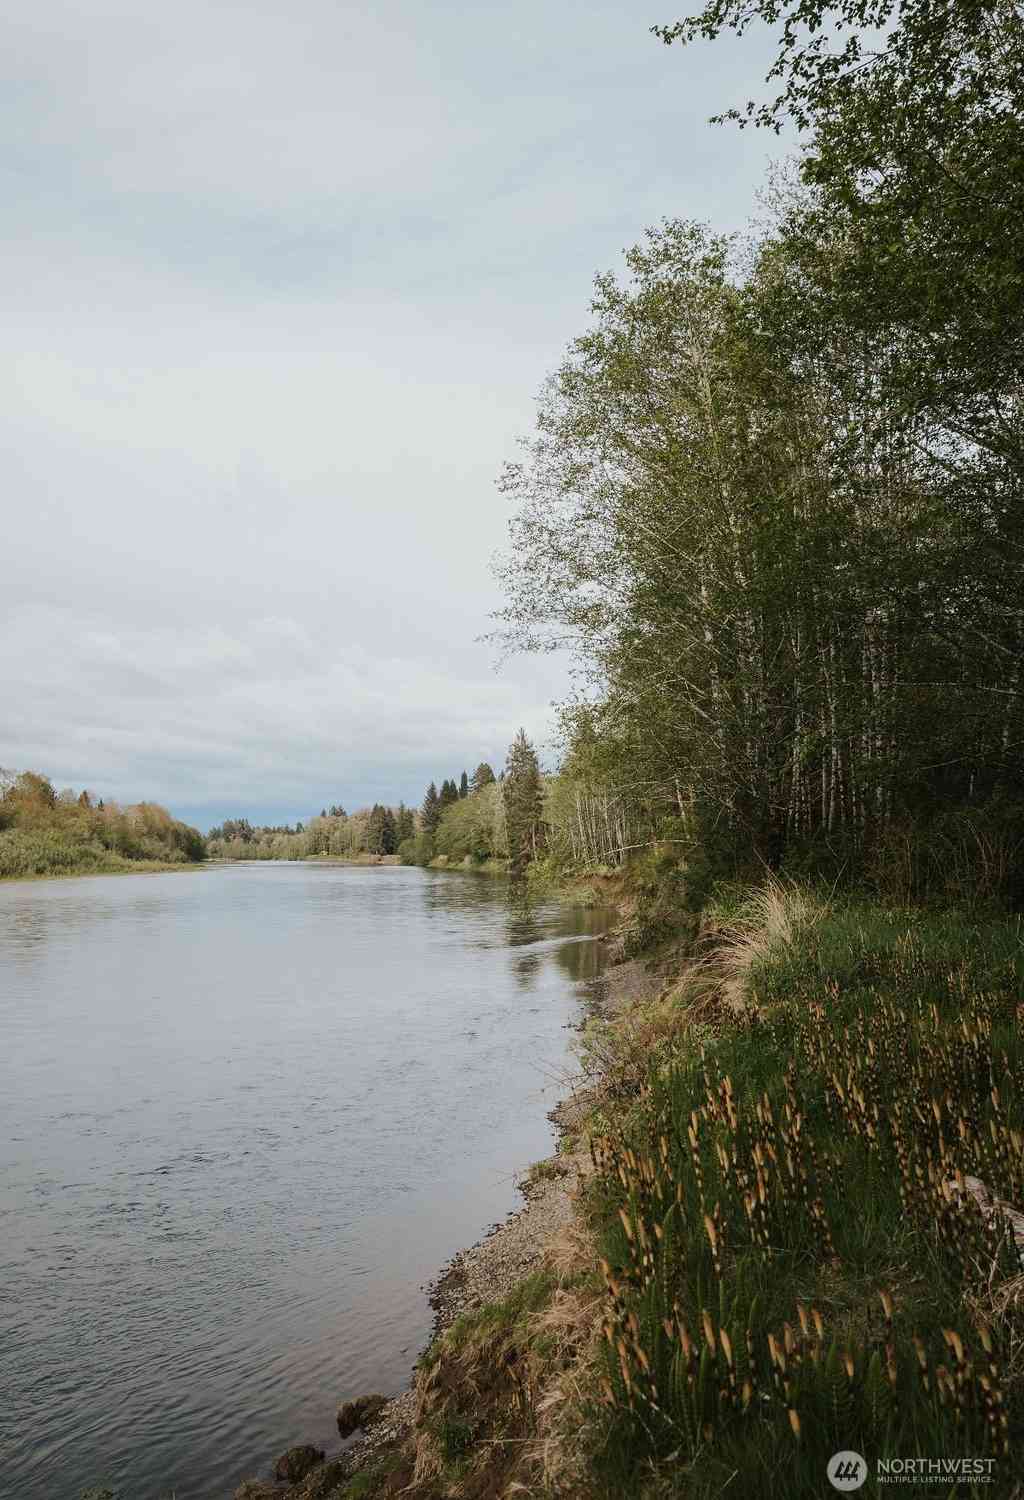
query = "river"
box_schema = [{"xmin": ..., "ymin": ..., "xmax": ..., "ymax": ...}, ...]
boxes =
[{"xmin": 0, "ymin": 862, "xmax": 611, "ymax": 1498}]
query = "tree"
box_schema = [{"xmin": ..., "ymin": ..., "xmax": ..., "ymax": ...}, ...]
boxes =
[
  {"xmin": 366, "ymin": 803, "xmax": 391, "ymax": 854},
  {"xmin": 395, "ymin": 802, "xmax": 415, "ymax": 843},
  {"xmin": 439, "ymin": 778, "xmax": 460, "ymax": 811},
  {"xmin": 434, "ymin": 781, "xmax": 505, "ymax": 862},
  {"xmin": 502, "ymin": 730, "xmax": 544, "ymax": 873},
  {"xmin": 459, "ymin": 770, "xmax": 469, "ymax": 799},
  {"xmin": 14, "ymin": 771, "xmax": 56, "ymax": 807},
  {"xmin": 471, "ymin": 762, "xmax": 496, "ymax": 792},
  {"xmin": 656, "ymin": 0, "xmax": 1024, "ymax": 604},
  {"xmin": 381, "ymin": 807, "xmax": 397, "ymax": 854},
  {"xmin": 421, "ymin": 781, "xmax": 441, "ymax": 835},
  {"xmin": 494, "ymin": 212, "xmax": 1024, "ymax": 883}
]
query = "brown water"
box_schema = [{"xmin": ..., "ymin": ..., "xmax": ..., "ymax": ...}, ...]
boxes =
[{"xmin": 0, "ymin": 863, "xmax": 611, "ymax": 1498}]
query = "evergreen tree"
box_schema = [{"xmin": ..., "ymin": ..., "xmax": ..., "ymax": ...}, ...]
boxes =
[
  {"xmin": 470, "ymin": 762, "xmax": 496, "ymax": 792},
  {"xmin": 439, "ymin": 778, "xmax": 459, "ymax": 811},
  {"xmin": 459, "ymin": 770, "xmax": 469, "ymax": 799},
  {"xmin": 475, "ymin": 765, "xmax": 496, "ymax": 791},
  {"xmin": 366, "ymin": 803, "xmax": 387, "ymax": 854},
  {"xmin": 502, "ymin": 730, "xmax": 544, "ymax": 873},
  {"xmin": 396, "ymin": 802, "xmax": 415, "ymax": 843},
  {"xmin": 381, "ymin": 807, "xmax": 398, "ymax": 854},
  {"xmin": 422, "ymin": 781, "xmax": 441, "ymax": 835}
]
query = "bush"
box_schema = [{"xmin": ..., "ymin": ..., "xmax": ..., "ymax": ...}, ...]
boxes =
[{"xmin": 0, "ymin": 828, "xmax": 109, "ymax": 878}]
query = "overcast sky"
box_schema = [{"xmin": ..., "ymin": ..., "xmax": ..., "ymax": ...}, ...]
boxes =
[{"xmin": 3, "ymin": 0, "xmax": 786, "ymax": 830}]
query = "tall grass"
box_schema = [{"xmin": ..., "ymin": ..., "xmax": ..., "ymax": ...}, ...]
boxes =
[{"xmin": 587, "ymin": 895, "xmax": 1024, "ymax": 1497}]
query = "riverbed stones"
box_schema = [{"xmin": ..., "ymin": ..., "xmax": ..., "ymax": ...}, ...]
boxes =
[
  {"xmin": 233, "ymin": 1482, "xmax": 277, "ymax": 1500},
  {"xmin": 336, "ymin": 1392, "xmax": 388, "ymax": 1436},
  {"xmin": 273, "ymin": 1444, "xmax": 324, "ymax": 1483}
]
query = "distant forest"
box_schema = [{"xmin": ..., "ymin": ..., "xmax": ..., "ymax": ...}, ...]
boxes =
[
  {"xmin": 207, "ymin": 733, "xmax": 548, "ymax": 874},
  {"xmin": 0, "ymin": 770, "xmax": 205, "ymax": 879}
]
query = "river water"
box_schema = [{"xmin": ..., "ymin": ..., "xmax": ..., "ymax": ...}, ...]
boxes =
[{"xmin": 0, "ymin": 863, "xmax": 611, "ymax": 1498}]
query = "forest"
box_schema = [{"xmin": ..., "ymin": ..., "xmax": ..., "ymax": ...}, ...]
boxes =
[
  {"xmin": 488, "ymin": 0, "xmax": 1024, "ymax": 911},
  {"xmin": 0, "ymin": 770, "xmax": 206, "ymax": 879}
]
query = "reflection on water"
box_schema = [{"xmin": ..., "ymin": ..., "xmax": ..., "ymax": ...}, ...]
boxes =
[{"xmin": 0, "ymin": 865, "xmax": 613, "ymax": 1499}]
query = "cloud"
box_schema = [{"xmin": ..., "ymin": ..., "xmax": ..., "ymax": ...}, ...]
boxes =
[
  {"xmin": 0, "ymin": 603, "xmax": 566, "ymax": 824},
  {"xmin": 1, "ymin": 0, "xmax": 786, "ymax": 822}
]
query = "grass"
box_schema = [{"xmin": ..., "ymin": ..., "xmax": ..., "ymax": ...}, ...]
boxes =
[
  {"xmin": 583, "ymin": 889, "xmax": 1024, "ymax": 1497},
  {"xmin": 521, "ymin": 1156, "xmax": 571, "ymax": 1193},
  {"xmin": 413, "ymin": 1271, "xmax": 570, "ymax": 1494},
  {"xmin": 339, "ymin": 1450, "xmax": 407, "ymax": 1499}
]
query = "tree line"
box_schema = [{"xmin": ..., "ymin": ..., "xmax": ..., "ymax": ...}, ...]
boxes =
[
  {"xmin": 205, "ymin": 737, "xmax": 548, "ymax": 876},
  {"xmin": 206, "ymin": 803, "xmax": 415, "ymax": 861}
]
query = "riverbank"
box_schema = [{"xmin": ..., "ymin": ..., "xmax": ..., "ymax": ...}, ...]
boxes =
[
  {"xmin": 302, "ymin": 854, "xmax": 402, "ymax": 866},
  {"xmin": 424, "ymin": 856, "xmax": 508, "ymax": 877},
  {"xmin": 0, "ymin": 858, "xmax": 206, "ymax": 884},
  {"xmin": 232, "ymin": 873, "xmax": 1024, "ymax": 1499}
]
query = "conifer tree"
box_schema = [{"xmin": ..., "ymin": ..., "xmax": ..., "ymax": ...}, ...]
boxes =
[
  {"xmin": 366, "ymin": 803, "xmax": 385, "ymax": 853},
  {"xmin": 395, "ymin": 801, "xmax": 415, "ymax": 844},
  {"xmin": 502, "ymin": 730, "xmax": 544, "ymax": 873},
  {"xmin": 459, "ymin": 770, "xmax": 469, "ymax": 799},
  {"xmin": 421, "ymin": 781, "xmax": 441, "ymax": 835},
  {"xmin": 470, "ymin": 762, "xmax": 496, "ymax": 792}
]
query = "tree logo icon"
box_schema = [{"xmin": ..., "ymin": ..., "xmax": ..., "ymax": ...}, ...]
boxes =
[{"xmin": 827, "ymin": 1451, "xmax": 868, "ymax": 1491}]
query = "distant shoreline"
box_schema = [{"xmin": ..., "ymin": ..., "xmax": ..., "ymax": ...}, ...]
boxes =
[
  {"xmin": 0, "ymin": 854, "xmax": 514, "ymax": 885},
  {"xmin": 0, "ymin": 860, "xmax": 207, "ymax": 886}
]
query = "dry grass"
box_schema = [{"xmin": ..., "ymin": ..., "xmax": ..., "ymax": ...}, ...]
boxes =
[
  {"xmin": 966, "ymin": 1272, "xmax": 1024, "ymax": 1391},
  {"xmin": 408, "ymin": 1198, "xmax": 608, "ymax": 1499},
  {"xmin": 511, "ymin": 1218, "xmax": 606, "ymax": 1498},
  {"xmin": 697, "ymin": 877, "xmax": 824, "ymax": 1013}
]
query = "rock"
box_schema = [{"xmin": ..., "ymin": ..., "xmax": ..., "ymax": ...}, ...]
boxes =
[
  {"xmin": 273, "ymin": 1444, "xmax": 325, "ymax": 1483},
  {"xmin": 949, "ymin": 1173, "xmax": 1024, "ymax": 1247},
  {"xmin": 233, "ymin": 1483, "xmax": 277, "ymax": 1500},
  {"xmin": 336, "ymin": 1392, "xmax": 388, "ymax": 1436}
]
